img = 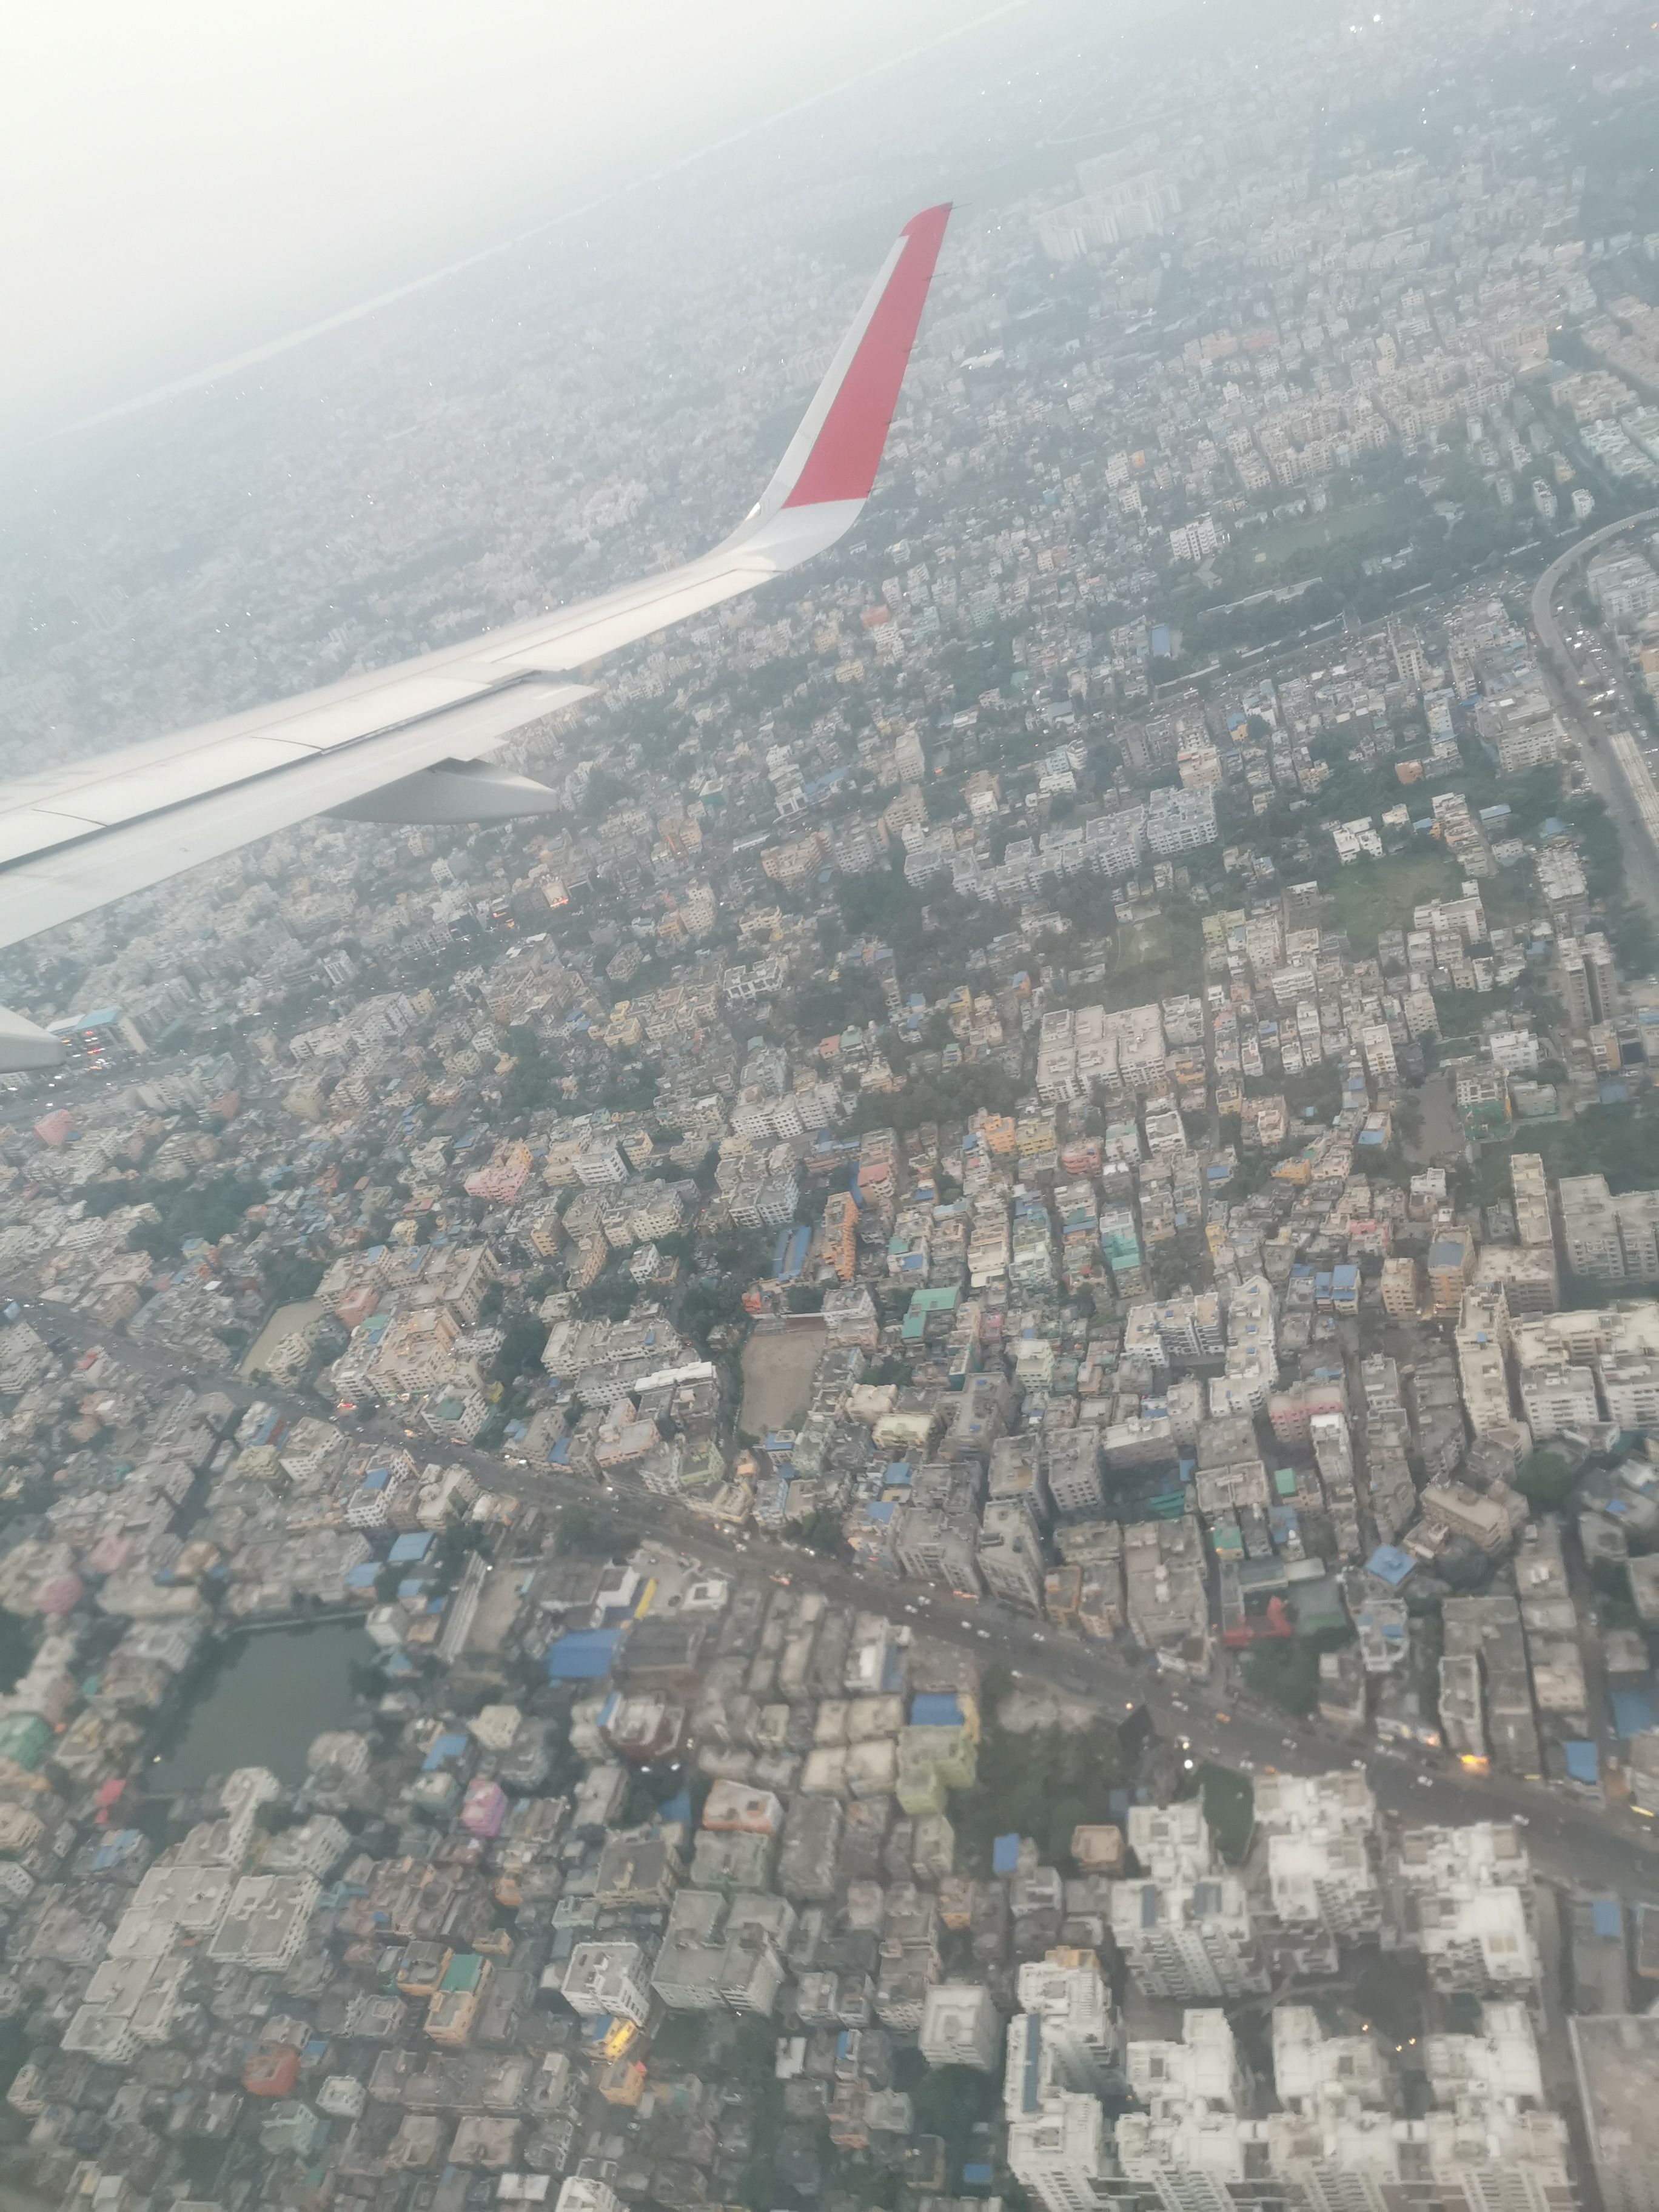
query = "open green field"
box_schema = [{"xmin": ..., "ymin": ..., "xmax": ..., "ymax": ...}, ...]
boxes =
[
  {"xmin": 1474, "ymin": 1098, "xmax": 1659, "ymax": 1206},
  {"xmin": 1227, "ymin": 488, "xmax": 1421, "ymax": 574},
  {"xmin": 1100, "ymin": 908, "xmax": 1204, "ymax": 1011},
  {"xmin": 1325, "ymin": 848, "xmax": 1466, "ymax": 953}
]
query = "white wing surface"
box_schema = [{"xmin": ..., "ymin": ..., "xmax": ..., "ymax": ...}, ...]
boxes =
[{"xmin": 0, "ymin": 205, "xmax": 953, "ymax": 1066}]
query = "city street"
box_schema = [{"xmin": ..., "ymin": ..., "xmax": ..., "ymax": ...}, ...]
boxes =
[{"xmin": 24, "ymin": 1293, "xmax": 1659, "ymax": 1905}]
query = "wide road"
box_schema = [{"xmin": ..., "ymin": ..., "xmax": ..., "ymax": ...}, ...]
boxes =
[
  {"xmin": 22, "ymin": 1299, "xmax": 1659, "ymax": 1904},
  {"xmin": 1530, "ymin": 503, "xmax": 1659, "ymax": 916}
]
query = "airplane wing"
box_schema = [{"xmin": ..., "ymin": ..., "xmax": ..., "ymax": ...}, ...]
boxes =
[{"xmin": 0, "ymin": 204, "xmax": 952, "ymax": 1068}]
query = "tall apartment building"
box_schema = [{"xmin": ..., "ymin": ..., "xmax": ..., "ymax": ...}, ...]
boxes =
[
  {"xmin": 1114, "ymin": 2010, "xmax": 1249, "ymax": 2212},
  {"xmin": 1004, "ymin": 1950, "xmax": 1124, "ymax": 2210},
  {"xmin": 1442, "ymin": 1595, "xmax": 1544, "ymax": 1781},
  {"xmin": 1598, "ymin": 1353, "xmax": 1659, "ymax": 1431},
  {"xmin": 1270, "ymin": 2001, "xmax": 1574, "ymax": 2212},
  {"xmin": 1309, "ymin": 1413, "xmax": 1361, "ymax": 1560},
  {"xmin": 1473, "ymin": 1243, "xmax": 1560, "ymax": 1318},
  {"xmin": 1509, "ymin": 1154, "xmax": 1553, "ymax": 1248},
  {"xmin": 1111, "ymin": 1803, "xmax": 1269, "ymax": 2001},
  {"xmin": 1013, "ymin": 1949, "xmax": 1124, "ymax": 2097},
  {"xmin": 919, "ymin": 1982, "xmax": 1003, "ymax": 2073},
  {"xmin": 1427, "ymin": 1224, "xmax": 1477, "ymax": 1315},
  {"xmin": 1253, "ymin": 1771, "xmax": 1382, "ymax": 1969},
  {"xmin": 1046, "ymin": 1428, "xmax": 1105, "ymax": 1517},
  {"xmin": 977, "ymin": 1496, "xmax": 1048, "ymax": 1613},
  {"xmin": 1560, "ymin": 1173, "xmax": 1659, "ymax": 1283},
  {"xmin": 1518, "ymin": 1360, "xmax": 1599, "ymax": 1442},
  {"xmin": 894, "ymin": 1464, "xmax": 985, "ymax": 1595},
  {"xmin": 1391, "ymin": 1822, "xmax": 1538, "ymax": 1994},
  {"xmin": 1559, "ymin": 931, "xmax": 1617, "ymax": 1031},
  {"xmin": 1560, "ymin": 1173, "xmax": 1624, "ymax": 1278},
  {"xmin": 1110, "ymin": 1869, "xmax": 1267, "ymax": 2002},
  {"xmin": 561, "ymin": 1943, "xmax": 652, "ymax": 2026},
  {"xmin": 1008, "ymin": 2089, "xmax": 1114, "ymax": 2212},
  {"xmin": 1456, "ymin": 1286, "xmax": 1515, "ymax": 1437},
  {"xmin": 1380, "ymin": 1255, "xmax": 1420, "ymax": 1318},
  {"xmin": 1423, "ymin": 2006, "xmax": 1575, "ymax": 2212},
  {"xmin": 1363, "ymin": 1397, "xmax": 1420, "ymax": 1547},
  {"xmin": 1146, "ymin": 783, "xmax": 1219, "ymax": 856}
]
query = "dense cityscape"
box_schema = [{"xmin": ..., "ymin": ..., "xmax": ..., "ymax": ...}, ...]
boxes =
[{"xmin": 9, "ymin": 2, "xmax": 1659, "ymax": 2210}]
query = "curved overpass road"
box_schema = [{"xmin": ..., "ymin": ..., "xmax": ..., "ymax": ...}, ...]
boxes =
[{"xmin": 1531, "ymin": 504, "xmax": 1659, "ymax": 917}]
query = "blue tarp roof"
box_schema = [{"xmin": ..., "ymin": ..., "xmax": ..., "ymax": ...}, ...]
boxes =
[
  {"xmin": 1613, "ymin": 1689, "xmax": 1654, "ymax": 1740},
  {"xmin": 387, "ymin": 1532, "xmax": 432, "ymax": 1563},
  {"xmin": 1564, "ymin": 1740, "xmax": 1600, "ymax": 1785},
  {"xmin": 1367, "ymin": 1544, "xmax": 1414, "ymax": 1587},
  {"xmin": 1592, "ymin": 1899, "xmax": 1623, "ymax": 1939},
  {"xmin": 545, "ymin": 1629, "xmax": 621, "ymax": 1681},
  {"xmin": 422, "ymin": 1731, "xmax": 468, "ymax": 1771},
  {"xmin": 993, "ymin": 1834, "xmax": 1021, "ymax": 1875},
  {"xmin": 911, "ymin": 1694, "xmax": 963, "ymax": 1727}
]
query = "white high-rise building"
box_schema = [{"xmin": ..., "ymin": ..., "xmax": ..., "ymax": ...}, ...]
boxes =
[
  {"xmin": 561, "ymin": 1942, "xmax": 652, "ymax": 2026},
  {"xmin": 1008, "ymin": 2088, "xmax": 1114, "ymax": 2212},
  {"xmin": 555, "ymin": 2183, "xmax": 625, "ymax": 2212},
  {"xmin": 1393, "ymin": 1823, "xmax": 1539, "ymax": 1992},
  {"xmin": 1457, "ymin": 1285, "xmax": 1515, "ymax": 1438},
  {"xmin": 919, "ymin": 1982, "xmax": 1003, "ymax": 2073},
  {"xmin": 1431, "ymin": 2005, "xmax": 1575, "ymax": 2212},
  {"xmin": 1014, "ymin": 1950, "xmax": 1124, "ymax": 2096},
  {"xmin": 1110, "ymin": 1871, "xmax": 1267, "ymax": 2001},
  {"xmin": 1111, "ymin": 1808, "xmax": 1268, "ymax": 1999},
  {"xmin": 1518, "ymin": 1360, "xmax": 1599, "ymax": 1443},
  {"xmin": 1253, "ymin": 1772, "xmax": 1382, "ymax": 1961},
  {"xmin": 1115, "ymin": 2011, "xmax": 1248, "ymax": 2212}
]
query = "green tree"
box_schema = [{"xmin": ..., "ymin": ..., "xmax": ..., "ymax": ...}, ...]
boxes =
[
  {"xmin": 264, "ymin": 1252, "xmax": 324, "ymax": 1305},
  {"xmin": 492, "ymin": 1313, "xmax": 548, "ymax": 1386},
  {"xmin": 1516, "ymin": 1450, "xmax": 1574, "ymax": 1510},
  {"xmin": 0, "ymin": 1607, "xmax": 31, "ymax": 1695},
  {"xmin": 1244, "ymin": 1638, "xmax": 1321, "ymax": 1717},
  {"xmin": 795, "ymin": 1506, "xmax": 848, "ymax": 1557}
]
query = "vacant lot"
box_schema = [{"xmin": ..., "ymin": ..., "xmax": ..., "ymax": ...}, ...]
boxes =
[
  {"xmin": 740, "ymin": 1319, "xmax": 827, "ymax": 1436},
  {"xmin": 1326, "ymin": 848, "xmax": 1464, "ymax": 953},
  {"xmin": 1101, "ymin": 908, "xmax": 1204, "ymax": 1011}
]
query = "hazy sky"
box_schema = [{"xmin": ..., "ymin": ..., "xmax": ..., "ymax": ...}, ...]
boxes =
[{"xmin": 2, "ymin": 1, "xmax": 1020, "ymax": 444}]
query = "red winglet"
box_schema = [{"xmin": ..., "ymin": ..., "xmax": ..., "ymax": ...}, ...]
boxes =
[{"xmin": 783, "ymin": 204, "xmax": 951, "ymax": 509}]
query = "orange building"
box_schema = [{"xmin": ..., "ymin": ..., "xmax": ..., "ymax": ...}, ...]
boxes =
[{"xmin": 820, "ymin": 1191, "xmax": 857, "ymax": 1281}]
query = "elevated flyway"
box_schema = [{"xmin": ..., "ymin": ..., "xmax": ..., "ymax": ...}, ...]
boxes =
[{"xmin": 1530, "ymin": 504, "xmax": 1659, "ymax": 916}]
